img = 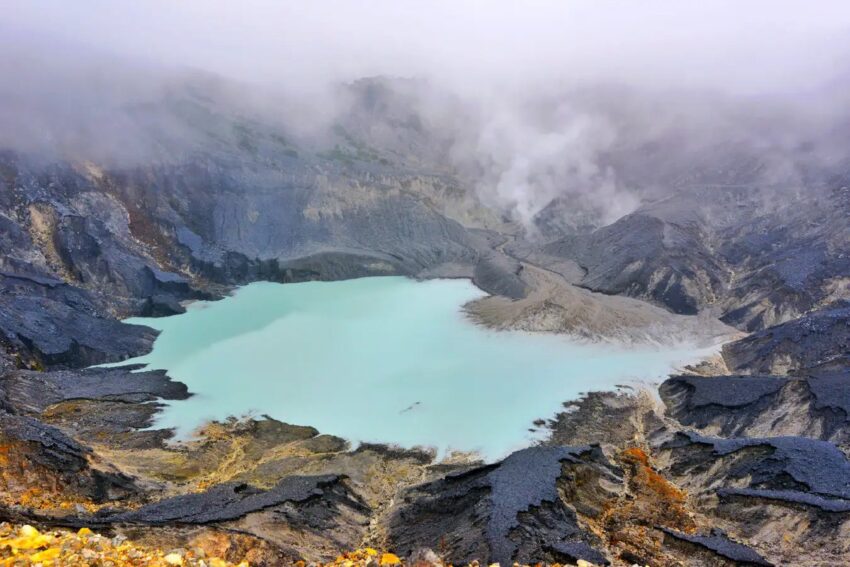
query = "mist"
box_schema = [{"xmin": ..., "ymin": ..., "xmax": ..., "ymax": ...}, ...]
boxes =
[{"xmin": 3, "ymin": 0, "xmax": 850, "ymax": 229}]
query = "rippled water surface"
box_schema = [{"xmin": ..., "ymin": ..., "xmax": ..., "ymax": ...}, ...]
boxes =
[{"xmin": 118, "ymin": 277, "xmax": 713, "ymax": 459}]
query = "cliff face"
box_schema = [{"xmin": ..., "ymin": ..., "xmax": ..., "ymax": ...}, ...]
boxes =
[{"xmin": 0, "ymin": 147, "xmax": 522, "ymax": 369}]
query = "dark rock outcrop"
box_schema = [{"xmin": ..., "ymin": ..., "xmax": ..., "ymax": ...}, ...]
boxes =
[
  {"xmin": 661, "ymin": 432, "xmax": 850, "ymax": 513},
  {"xmin": 656, "ymin": 431, "xmax": 850, "ymax": 562},
  {"xmin": 388, "ymin": 446, "xmax": 614, "ymax": 566},
  {"xmin": 0, "ymin": 412, "xmax": 94, "ymax": 473},
  {"xmin": 0, "ymin": 365, "xmax": 189, "ymax": 415},
  {"xmin": 661, "ymin": 528, "xmax": 773, "ymax": 566},
  {"xmin": 109, "ymin": 475, "xmax": 365, "ymax": 525},
  {"xmin": 660, "ymin": 371, "xmax": 850, "ymax": 445},
  {"xmin": 661, "ymin": 375, "xmax": 787, "ymax": 411},
  {"xmin": 0, "ymin": 274, "xmax": 158, "ymax": 369},
  {"xmin": 722, "ymin": 301, "xmax": 850, "ymax": 375},
  {"xmin": 0, "ymin": 365, "xmax": 191, "ymax": 448},
  {"xmin": 0, "ymin": 412, "xmax": 138, "ymax": 504}
]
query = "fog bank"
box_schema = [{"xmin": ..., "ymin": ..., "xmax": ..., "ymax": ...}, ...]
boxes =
[{"xmin": 3, "ymin": 0, "xmax": 850, "ymax": 228}]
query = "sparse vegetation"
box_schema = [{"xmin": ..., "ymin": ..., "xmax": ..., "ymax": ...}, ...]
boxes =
[{"xmin": 319, "ymin": 126, "xmax": 390, "ymax": 165}]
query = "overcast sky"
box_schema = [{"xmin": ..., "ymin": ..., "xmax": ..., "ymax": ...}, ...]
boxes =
[{"xmin": 5, "ymin": 0, "xmax": 850, "ymax": 95}]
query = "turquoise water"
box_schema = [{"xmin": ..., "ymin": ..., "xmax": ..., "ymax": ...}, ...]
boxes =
[{"xmin": 117, "ymin": 277, "xmax": 714, "ymax": 460}]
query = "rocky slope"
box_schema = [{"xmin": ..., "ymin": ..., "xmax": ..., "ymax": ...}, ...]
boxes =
[{"xmin": 536, "ymin": 185, "xmax": 850, "ymax": 330}]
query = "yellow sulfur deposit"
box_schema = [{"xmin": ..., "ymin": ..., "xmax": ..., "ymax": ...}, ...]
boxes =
[
  {"xmin": 0, "ymin": 527, "xmax": 605, "ymax": 567},
  {"xmin": 0, "ymin": 523, "xmax": 249, "ymax": 566}
]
